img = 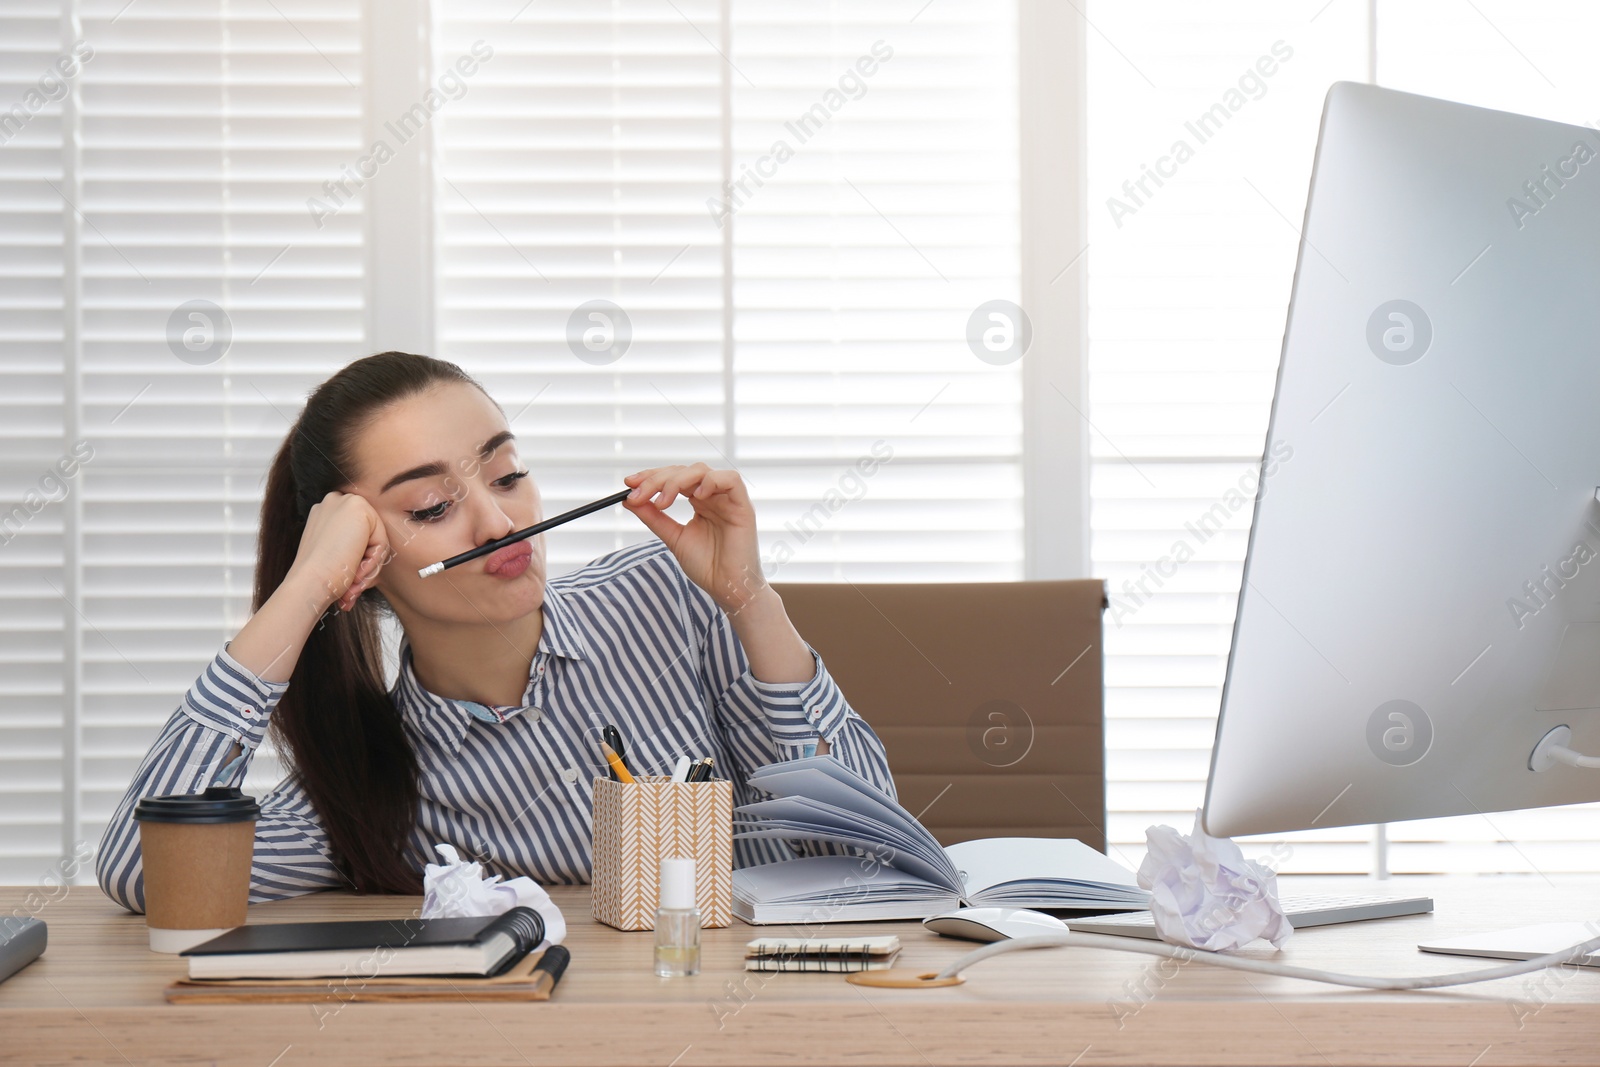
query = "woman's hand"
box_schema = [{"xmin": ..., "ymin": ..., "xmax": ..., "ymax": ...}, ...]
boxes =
[
  {"xmin": 625, "ymin": 463, "xmax": 818, "ymax": 688},
  {"xmin": 285, "ymin": 491, "xmax": 392, "ymax": 614},
  {"xmin": 228, "ymin": 491, "xmax": 389, "ymax": 686},
  {"xmin": 623, "ymin": 463, "xmax": 768, "ymax": 614}
]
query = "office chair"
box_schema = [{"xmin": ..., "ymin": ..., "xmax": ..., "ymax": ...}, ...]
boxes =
[{"xmin": 771, "ymin": 580, "xmax": 1108, "ymax": 851}]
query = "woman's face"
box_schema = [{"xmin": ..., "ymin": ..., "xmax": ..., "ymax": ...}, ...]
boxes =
[{"xmin": 347, "ymin": 381, "xmax": 546, "ymax": 626}]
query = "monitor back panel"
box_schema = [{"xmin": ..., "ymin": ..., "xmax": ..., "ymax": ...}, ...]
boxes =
[{"xmin": 1205, "ymin": 82, "xmax": 1600, "ymax": 837}]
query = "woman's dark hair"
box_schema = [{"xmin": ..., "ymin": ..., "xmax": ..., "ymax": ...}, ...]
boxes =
[{"xmin": 255, "ymin": 351, "xmax": 486, "ymax": 894}]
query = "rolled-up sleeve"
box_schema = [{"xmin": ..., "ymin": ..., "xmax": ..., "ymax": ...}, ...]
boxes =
[
  {"xmin": 697, "ymin": 591, "xmax": 897, "ymax": 802},
  {"xmin": 742, "ymin": 648, "xmax": 897, "ymax": 798},
  {"xmin": 745, "ymin": 648, "xmax": 852, "ymax": 745},
  {"xmin": 180, "ymin": 641, "xmax": 287, "ymax": 746}
]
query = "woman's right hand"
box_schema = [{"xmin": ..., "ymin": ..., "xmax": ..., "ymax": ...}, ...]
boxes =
[{"xmin": 286, "ymin": 491, "xmax": 392, "ymax": 614}]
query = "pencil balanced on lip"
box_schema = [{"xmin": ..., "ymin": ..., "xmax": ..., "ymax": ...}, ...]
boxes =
[{"xmin": 416, "ymin": 489, "xmax": 632, "ymax": 578}]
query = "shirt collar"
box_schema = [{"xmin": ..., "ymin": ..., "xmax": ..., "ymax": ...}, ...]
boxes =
[
  {"xmin": 537, "ymin": 582, "xmax": 589, "ymax": 662},
  {"xmin": 394, "ymin": 585, "xmax": 589, "ymax": 754}
]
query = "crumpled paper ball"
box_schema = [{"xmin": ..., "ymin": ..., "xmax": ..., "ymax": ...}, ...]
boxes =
[
  {"xmin": 421, "ymin": 843, "xmax": 567, "ymax": 948},
  {"xmin": 1137, "ymin": 810, "xmax": 1292, "ymax": 952}
]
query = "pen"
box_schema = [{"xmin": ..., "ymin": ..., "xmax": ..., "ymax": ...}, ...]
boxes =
[
  {"xmin": 417, "ymin": 490, "xmax": 631, "ymax": 578},
  {"xmin": 686, "ymin": 757, "xmax": 714, "ymax": 783},
  {"xmin": 530, "ymin": 944, "xmax": 571, "ymax": 999},
  {"xmin": 602, "ymin": 724, "xmax": 637, "ymax": 780},
  {"xmin": 670, "ymin": 755, "xmax": 693, "ymax": 783},
  {"xmin": 600, "ymin": 741, "xmax": 637, "ymax": 784}
]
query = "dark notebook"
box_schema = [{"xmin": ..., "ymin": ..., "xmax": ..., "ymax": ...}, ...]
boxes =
[{"xmin": 181, "ymin": 906, "xmax": 545, "ymax": 981}]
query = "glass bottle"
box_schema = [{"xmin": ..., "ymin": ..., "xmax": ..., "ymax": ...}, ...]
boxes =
[{"xmin": 653, "ymin": 856, "xmax": 702, "ymax": 977}]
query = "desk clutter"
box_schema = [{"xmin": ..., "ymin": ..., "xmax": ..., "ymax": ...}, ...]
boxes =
[
  {"xmin": 164, "ymin": 945, "xmax": 570, "ymax": 1004},
  {"xmin": 600, "ymin": 724, "xmax": 717, "ymax": 785},
  {"xmin": 590, "ymin": 773, "xmax": 733, "ymax": 930},
  {"xmin": 130, "ymin": 729, "xmax": 1156, "ymax": 1007},
  {"xmin": 0, "ymin": 917, "xmax": 45, "ymax": 985},
  {"xmin": 421, "ymin": 842, "xmax": 569, "ymax": 941},
  {"xmin": 134, "ymin": 785, "xmax": 258, "ymax": 953},
  {"xmin": 745, "ymin": 934, "xmax": 901, "ymax": 972},
  {"xmin": 161, "ymin": 906, "xmax": 570, "ymax": 1003},
  {"xmin": 179, "ymin": 907, "xmax": 547, "ymax": 980},
  {"xmin": 590, "ymin": 721, "xmax": 733, "ymax": 932},
  {"xmin": 729, "ymin": 756, "xmax": 1148, "ymax": 923}
]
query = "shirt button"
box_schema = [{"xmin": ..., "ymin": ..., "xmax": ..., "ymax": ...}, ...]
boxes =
[
  {"xmin": 807, "ymin": 706, "xmax": 821, "ymax": 722},
  {"xmin": 238, "ymin": 705, "xmax": 257, "ymax": 719},
  {"xmin": 561, "ymin": 767, "xmax": 578, "ymax": 784}
]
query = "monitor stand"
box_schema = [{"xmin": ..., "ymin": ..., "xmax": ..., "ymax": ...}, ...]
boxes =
[{"xmin": 1418, "ymin": 921, "xmax": 1600, "ymax": 968}]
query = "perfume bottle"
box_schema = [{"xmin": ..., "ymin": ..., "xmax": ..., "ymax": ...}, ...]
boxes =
[{"xmin": 654, "ymin": 856, "xmax": 702, "ymax": 977}]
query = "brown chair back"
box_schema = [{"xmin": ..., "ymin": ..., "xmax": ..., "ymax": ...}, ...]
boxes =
[{"xmin": 771, "ymin": 580, "xmax": 1108, "ymax": 851}]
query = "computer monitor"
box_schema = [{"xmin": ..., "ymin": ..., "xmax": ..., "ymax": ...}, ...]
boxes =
[{"xmin": 1204, "ymin": 82, "xmax": 1600, "ymax": 839}]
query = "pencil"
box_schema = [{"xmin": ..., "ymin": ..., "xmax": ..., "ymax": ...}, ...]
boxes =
[
  {"xmin": 529, "ymin": 945, "xmax": 571, "ymax": 999},
  {"xmin": 600, "ymin": 741, "xmax": 636, "ymax": 784},
  {"xmin": 417, "ymin": 489, "xmax": 631, "ymax": 578}
]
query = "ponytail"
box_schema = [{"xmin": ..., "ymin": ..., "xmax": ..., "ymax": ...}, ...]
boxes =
[{"xmin": 253, "ymin": 352, "xmax": 481, "ymax": 894}]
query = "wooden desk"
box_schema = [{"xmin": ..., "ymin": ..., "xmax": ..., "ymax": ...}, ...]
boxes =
[{"xmin": 3, "ymin": 876, "xmax": 1598, "ymax": 1066}]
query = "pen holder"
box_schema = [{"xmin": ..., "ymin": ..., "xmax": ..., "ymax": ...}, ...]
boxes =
[{"xmin": 591, "ymin": 775, "xmax": 733, "ymax": 931}]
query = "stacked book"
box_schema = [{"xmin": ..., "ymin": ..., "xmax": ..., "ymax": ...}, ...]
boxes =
[{"xmin": 163, "ymin": 907, "xmax": 569, "ymax": 1004}]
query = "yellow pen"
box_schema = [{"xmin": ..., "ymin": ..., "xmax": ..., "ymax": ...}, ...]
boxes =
[{"xmin": 600, "ymin": 741, "xmax": 636, "ymax": 784}]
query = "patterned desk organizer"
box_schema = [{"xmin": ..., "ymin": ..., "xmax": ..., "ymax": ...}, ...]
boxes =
[{"xmin": 591, "ymin": 775, "xmax": 733, "ymax": 931}]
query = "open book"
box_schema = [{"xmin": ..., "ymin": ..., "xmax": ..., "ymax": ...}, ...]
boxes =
[{"xmin": 732, "ymin": 757, "xmax": 1149, "ymax": 924}]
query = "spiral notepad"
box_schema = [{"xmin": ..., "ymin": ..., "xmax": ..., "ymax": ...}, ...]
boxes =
[{"xmin": 744, "ymin": 934, "xmax": 901, "ymax": 973}]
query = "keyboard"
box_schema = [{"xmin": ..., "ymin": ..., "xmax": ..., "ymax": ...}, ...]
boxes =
[{"xmin": 1066, "ymin": 894, "xmax": 1434, "ymax": 939}]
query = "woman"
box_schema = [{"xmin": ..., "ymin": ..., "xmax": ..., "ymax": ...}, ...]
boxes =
[{"xmin": 96, "ymin": 352, "xmax": 895, "ymax": 910}]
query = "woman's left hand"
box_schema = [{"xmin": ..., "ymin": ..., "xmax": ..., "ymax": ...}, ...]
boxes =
[{"xmin": 623, "ymin": 463, "xmax": 768, "ymax": 614}]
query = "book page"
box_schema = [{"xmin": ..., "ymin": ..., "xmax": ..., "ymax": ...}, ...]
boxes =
[
  {"xmin": 738, "ymin": 796, "xmax": 938, "ymax": 859},
  {"xmin": 745, "ymin": 758, "xmax": 958, "ymax": 886},
  {"xmin": 731, "ymin": 854, "xmax": 950, "ymax": 905},
  {"xmin": 734, "ymin": 827, "xmax": 954, "ymax": 886},
  {"xmin": 943, "ymin": 837, "xmax": 1144, "ymax": 899}
]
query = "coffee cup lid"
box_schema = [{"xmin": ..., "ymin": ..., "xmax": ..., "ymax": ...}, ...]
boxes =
[{"xmin": 135, "ymin": 785, "xmax": 260, "ymax": 824}]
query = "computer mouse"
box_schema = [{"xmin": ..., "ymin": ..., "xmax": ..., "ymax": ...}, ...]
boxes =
[{"xmin": 922, "ymin": 906, "xmax": 1071, "ymax": 943}]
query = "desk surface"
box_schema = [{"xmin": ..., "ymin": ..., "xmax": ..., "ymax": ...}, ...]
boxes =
[{"xmin": 2, "ymin": 875, "xmax": 1598, "ymax": 1066}]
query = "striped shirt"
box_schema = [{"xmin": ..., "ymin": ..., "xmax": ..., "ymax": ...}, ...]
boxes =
[{"xmin": 96, "ymin": 540, "xmax": 896, "ymax": 912}]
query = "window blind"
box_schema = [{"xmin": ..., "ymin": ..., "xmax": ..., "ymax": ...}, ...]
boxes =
[
  {"xmin": 1088, "ymin": 0, "xmax": 1600, "ymax": 874},
  {"xmin": 16, "ymin": 0, "xmax": 1022, "ymax": 885},
  {"xmin": 432, "ymin": 0, "xmax": 733, "ymax": 571},
  {"xmin": 64, "ymin": 0, "xmax": 368, "ymax": 882},
  {"xmin": 0, "ymin": 5, "xmax": 70, "ymax": 884},
  {"xmin": 728, "ymin": 2, "xmax": 1023, "ymax": 580},
  {"xmin": 433, "ymin": 0, "xmax": 1023, "ymax": 581}
]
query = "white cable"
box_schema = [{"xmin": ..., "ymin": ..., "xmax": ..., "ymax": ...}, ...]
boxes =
[
  {"xmin": 934, "ymin": 931, "xmax": 1600, "ymax": 989},
  {"xmin": 1548, "ymin": 745, "xmax": 1600, "ymax": 769},
  {"xmin": 1529, "ymin": 726, "xmax": 1600, "ymax": 770}
]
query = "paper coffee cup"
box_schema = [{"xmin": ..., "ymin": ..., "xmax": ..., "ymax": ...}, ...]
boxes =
[{"xmin": 135, "ymin": 785, "xmax": 259, "ymax": 954}]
